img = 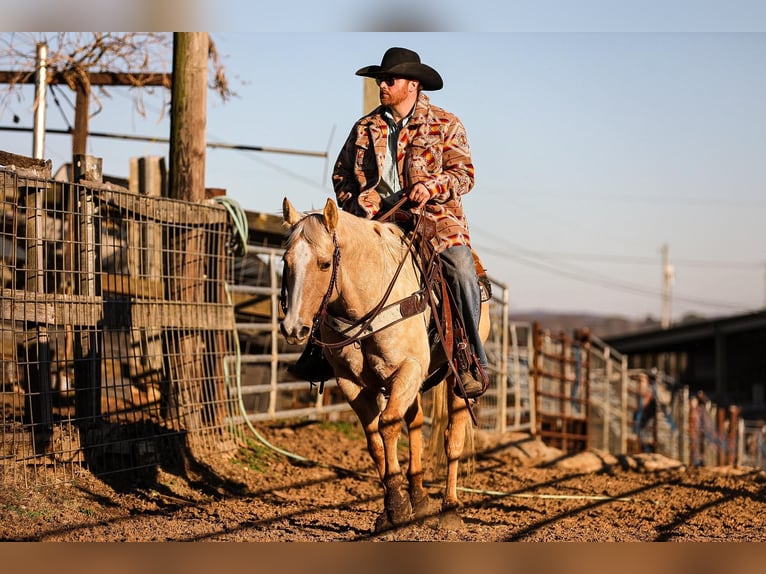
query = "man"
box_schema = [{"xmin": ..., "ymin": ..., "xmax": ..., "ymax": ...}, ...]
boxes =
[{"xmin": 332, "ymin": 46, "xmax": 488, "ymax": 399}]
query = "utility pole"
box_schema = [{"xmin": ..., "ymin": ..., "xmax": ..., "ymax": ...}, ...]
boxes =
[
  {"xmin": 363, "ymin": 77, "xmax": 378, "ymax": 115},
  {"xmin": 32, "ymin": 43, "xmax": 47, "ymax": 159},
  {"xmin": 168, "ymin": 32, "xmax": 208, "ymax": 202},
  {"xmin": 661, "ymin": 243, "xmax": 673, "ymax": 329}
]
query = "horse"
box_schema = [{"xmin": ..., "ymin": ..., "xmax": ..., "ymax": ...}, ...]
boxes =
[{"xmin": 279, "ymin": 196, "xmax": 490, "ymax": 532}]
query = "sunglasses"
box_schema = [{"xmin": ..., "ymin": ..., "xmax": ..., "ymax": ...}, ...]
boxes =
[{"xmin": 375, "ymin": 75, "xmax": 401, "ymax": 86}]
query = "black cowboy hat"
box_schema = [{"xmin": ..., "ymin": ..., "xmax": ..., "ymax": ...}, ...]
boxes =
[{"xmin": 355, "ymin": 47, "xmax": 443, "ymax": 91}]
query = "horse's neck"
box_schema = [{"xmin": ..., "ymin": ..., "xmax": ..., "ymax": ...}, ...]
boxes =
[{"xmin": 333, "ymin": 216, "xmax": 416, "ymax": 318}]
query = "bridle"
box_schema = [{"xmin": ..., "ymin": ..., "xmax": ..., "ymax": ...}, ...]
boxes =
[{"xmin": 280, "ymin": 197, "xmax": 425, "ymax": 351}]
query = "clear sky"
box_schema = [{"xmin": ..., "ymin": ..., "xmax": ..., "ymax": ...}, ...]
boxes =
[{"xmin": 1, "ymin": 5, "xmax": 765, "ymax": 323}]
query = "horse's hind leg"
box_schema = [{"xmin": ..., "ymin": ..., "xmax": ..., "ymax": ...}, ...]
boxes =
[
  {"xmin": 441, "ymin": 381, "xmax": 472, "ymax": 528},
  {"xmin": 404, "ymin": 394, "xmax": 431, "ymax": 518}
]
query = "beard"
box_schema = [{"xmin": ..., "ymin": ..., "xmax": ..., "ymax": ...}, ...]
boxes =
[{"xmin": 379, "ymin": 87, "xmax": 406, "ymax": 107}]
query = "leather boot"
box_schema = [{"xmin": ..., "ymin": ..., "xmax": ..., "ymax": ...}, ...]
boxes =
[
  {"xmin": 455, "ymin": 366, "xmax": 488, "ymax": 399},
  {"xmin": 287, "ymin": 342, "xmax": 334, "ymax": 382}
]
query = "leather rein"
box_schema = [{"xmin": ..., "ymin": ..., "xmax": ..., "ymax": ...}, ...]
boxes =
[{"xmin": 310, "ymin": 196, "xmax": 428, "ymax": 351}]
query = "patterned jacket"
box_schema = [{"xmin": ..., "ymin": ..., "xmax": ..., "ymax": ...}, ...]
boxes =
[{"xmin": 332, "ymin": 92, "xmax": 475, "ymax": 253}]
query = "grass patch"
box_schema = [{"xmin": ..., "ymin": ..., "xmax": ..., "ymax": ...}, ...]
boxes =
[
  {"xmin": 319, "ymin": 420, "xmax": 363, "ymax": 440},
  {"xmin": 232, "ymin": 436, "xmax": 279, "ymax": 473}
]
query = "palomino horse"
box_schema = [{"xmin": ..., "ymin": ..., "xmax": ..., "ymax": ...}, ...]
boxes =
[{"xmin": 279, "ymin": 197, "xmax": 489, "ymax": 531}]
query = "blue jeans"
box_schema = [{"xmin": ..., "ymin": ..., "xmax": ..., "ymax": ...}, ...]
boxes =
[{"xmin": 439, "ymin": 245, "xmax": 488, "ymax": 369}]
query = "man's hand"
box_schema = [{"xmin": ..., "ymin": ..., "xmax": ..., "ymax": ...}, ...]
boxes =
[{"xmin": 408, "ymin": 183, "xmax": 430, "ymax": 208}]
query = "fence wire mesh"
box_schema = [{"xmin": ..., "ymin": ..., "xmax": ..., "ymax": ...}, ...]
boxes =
[{"xmin": 1, "ymin": 162, "xmax": 241, "ymax": 486}]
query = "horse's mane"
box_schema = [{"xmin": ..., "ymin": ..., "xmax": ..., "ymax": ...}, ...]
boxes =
[
  {"xmin": 287, "ymin": 208, "xmax": 409, "ymax": 265},
  {"xmin": 285, "ymin": 211, "xmax": 334, "ymax": 253}
]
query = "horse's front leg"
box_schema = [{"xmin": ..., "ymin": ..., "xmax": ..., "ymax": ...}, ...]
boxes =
[
  {"xmin": 403, "ymin": 394, "xmax": 431, "ymax": 518},
  {"xmin": 336, "ymin": 379, "xmax": 386, "ymax": 479},
  {"xmin": 378, "ymin": 359, "xmax": 423, "ymax": 527}
]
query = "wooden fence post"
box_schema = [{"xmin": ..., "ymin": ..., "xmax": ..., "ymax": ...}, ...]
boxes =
[
  {"xmin": 21, "ymin": 177, "xmax": 53, "ymax": 450},
  {"xmin": 127, "ymin": 157, "xmax": 165, "ymax": 382},
  {"xmin": 73, "ymin": 155, "xmax": 102, "ymax": 427}
]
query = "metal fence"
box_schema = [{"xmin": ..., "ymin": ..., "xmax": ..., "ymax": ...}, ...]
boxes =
[
  {"xmin": 1, "ymin": 156, "xmax": 241, "ymax": 486},
  {"xmin": 529, "ymin": 324, "xmax": 695, "ymax": 463}
]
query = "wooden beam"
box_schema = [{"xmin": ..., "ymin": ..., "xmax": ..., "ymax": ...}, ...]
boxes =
[{"xmin": 0, "ymin": 70, "xmax": 171, "ymax": 88}]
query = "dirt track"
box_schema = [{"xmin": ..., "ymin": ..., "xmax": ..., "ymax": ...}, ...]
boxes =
[{"xmin": 1, "ymin": 419, "xmax": 765, "ymax": 542}]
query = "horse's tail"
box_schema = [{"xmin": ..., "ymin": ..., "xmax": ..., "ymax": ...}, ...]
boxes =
[{"xmin": 425, "ymin": 380, "xmax": 475, "ymax": 480}]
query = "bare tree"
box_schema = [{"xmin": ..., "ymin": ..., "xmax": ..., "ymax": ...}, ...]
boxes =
[{"xmin": 0, "ymin": 32, "xmax": 234, "ymax": 156}]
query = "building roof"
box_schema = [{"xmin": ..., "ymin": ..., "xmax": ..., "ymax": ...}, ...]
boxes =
[{"xmin": 604, "ymin": 309, "xmax": 766, "ymax": 354}]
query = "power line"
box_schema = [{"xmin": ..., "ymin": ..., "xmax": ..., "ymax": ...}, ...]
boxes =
[
  {"xmin": 529, "ymin": 192, "xmax": 766, "ymax": 209},
  {"xmin": 0, "ymin": 124, "xmax": 328, "ymax": 158},
  {"xmin": 499, "ymin": 249, "xmax": 762, "ymax": 270},
  {"xmin": 474, "ymin": 241, "xmax": 752, "ymax": 312}
]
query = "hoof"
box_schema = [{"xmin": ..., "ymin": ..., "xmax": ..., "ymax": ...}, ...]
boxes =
[
  {"xmin": 411, "ymin": 491, "xmax": 433, "ymax": 519},
  {"xmin": 388, "ymin": 498, "xmax": 413, "ymax": 525},
  {"xmin": 385, "ymin": 481, "xmax": 413, "ymax": 525},
  {"xmin": 374, "ymin": 511, "xmax": 393, "ymax": 533},
  {"xmin": 439, "ymin": 505, "xmax": 465, "ymax": 530}
]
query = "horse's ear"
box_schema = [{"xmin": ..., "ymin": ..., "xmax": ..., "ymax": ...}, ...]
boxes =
[
  {"xmin": 323, "ymin": 198, "xmax": 338, "ymax": 231},
  {"xmin": 283, "ymin": 197, "xmax": 302, "ymax": 225}
]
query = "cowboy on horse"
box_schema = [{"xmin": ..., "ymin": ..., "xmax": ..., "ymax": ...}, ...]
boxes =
[{"xmin": 290, "ymin": 47, "xmax": 489, "ymax": 400}]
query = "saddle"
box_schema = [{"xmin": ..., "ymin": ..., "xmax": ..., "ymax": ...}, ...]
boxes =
[{"xmin": 391, "ymin": 209, "xmax": 490, "ymax": 398}]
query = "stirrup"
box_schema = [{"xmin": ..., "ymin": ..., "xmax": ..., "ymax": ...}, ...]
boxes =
[
  {"xmin": 454, "ymin": 364, "xmax": 489, "ymax": 399},
  {"xmin": 287, "ymin": 343, "xmax": 334, "ymax": 384}
]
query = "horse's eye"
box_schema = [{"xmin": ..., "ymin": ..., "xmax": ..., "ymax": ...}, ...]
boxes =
[{"xmin": 320, "ymin": 261, "xmax": 332, "ymax": 271}]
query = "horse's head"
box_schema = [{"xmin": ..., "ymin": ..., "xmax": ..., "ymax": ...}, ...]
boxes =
[{"xmin": 279, "ymin": 197, "xmax": 339, "ymax": 345}]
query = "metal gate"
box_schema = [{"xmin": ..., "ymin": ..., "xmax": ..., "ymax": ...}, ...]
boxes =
[{"xmin": 531, "ymin": 323, "xmax": 590, "ymax": 452}]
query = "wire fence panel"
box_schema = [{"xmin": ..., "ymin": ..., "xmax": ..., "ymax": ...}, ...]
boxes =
[{"xmin": 1, "ymin": 159, "xmax": 241, "ymax": 486}]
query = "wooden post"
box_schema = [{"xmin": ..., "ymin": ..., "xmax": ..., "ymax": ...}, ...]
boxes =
[
  {"xmin": 72, "ymin": 79, "xmax": 89, "ymax": 161},
  {"xmin": 73, "ymin": 155, "xmax": 102, "ymax": 426},
  {"xmin": 727, "ymin": 405, "xmax": 740, "ymax": 466},
  {"xmin": 164, "ymin": 33, "xmax": 216, "ymax": 447},
  {"xmin": 168, "ymin": 32, "xmax": 208, "ymax": 202},
  {"xmin": 127, "ymin": 157, "xmax": 165, "ymax": 382},
  {"xmin": 363, "ymin": 77, "xmax": 378, "ymax": 115},
  {"xmin": 717, "ymin": 405, "xmax": 726, "ymax": 466},
  {"xmin": 559, "ymin": 330, "xmax": 568, "ymax": 452},
  {"xmin": 532, "ymin": 322, "xmax": 541, "ymax": 438},
  {"xmin": 22, "ymin": 179, "xmax": 53, "ymax": 448},
  {"xmin": 579, "ymin": 329, "xmax": 591, "ymax": 452}
]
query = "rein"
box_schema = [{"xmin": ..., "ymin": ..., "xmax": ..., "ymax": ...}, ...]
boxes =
[{"xmin": 314, "ymin": 200, "xmax": 425, "ymax": 351}]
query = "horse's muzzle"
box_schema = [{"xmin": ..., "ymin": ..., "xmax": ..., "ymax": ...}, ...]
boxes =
[{"xmin": 280, "ymin": 321, "xmax": 311, "ymax": 346}]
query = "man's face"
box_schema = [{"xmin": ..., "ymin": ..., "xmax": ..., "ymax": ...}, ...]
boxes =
[{"xmin": 376, "ymin": 76, "xmax": 415, "ymax": 107}]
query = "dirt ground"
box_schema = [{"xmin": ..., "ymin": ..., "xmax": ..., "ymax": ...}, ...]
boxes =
[{"xmin": 1, "ymin": 418, "xmax": 765, "ymax": 542}]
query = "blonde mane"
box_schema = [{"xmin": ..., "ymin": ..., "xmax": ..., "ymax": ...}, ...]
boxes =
[{"xmin": 288, "ymin": 209, "xmax": 410, "ymax": 277}]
